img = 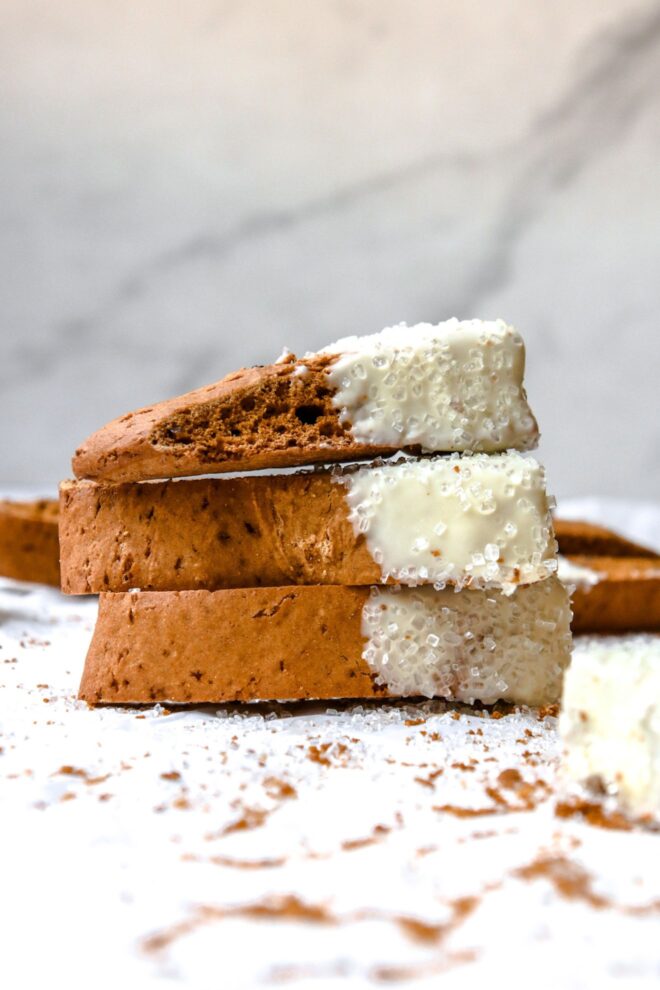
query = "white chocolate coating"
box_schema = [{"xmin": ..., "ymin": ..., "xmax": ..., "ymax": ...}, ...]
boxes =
[
  {"xmin": 557, "ymin": 555, "xmax": 602, "ymax": 590},
  {"xmin": 336, "ymin": 452, "xmax": 557, "ymax": 593},
  {"xmin": 318, "ymin": 319, "xmax": 538, "ymax": 452},
  {"xmin": 361, "ymin": 575, "xmax": 572, "ymax": 705},
  {"xmin": 560, "ymin": 635, "xmax": 660, "ymax": 819}
]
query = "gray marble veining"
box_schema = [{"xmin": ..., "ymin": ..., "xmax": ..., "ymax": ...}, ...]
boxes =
[{"xmin": 1, "ymin": 1, "xmax": 659, "ymax": 496}]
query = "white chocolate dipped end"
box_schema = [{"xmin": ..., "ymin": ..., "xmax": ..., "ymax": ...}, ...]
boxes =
[
  {"xmin": 560, "ymin": 635, "xmax": 660, "ymax": 819},
  {"xmin": 318, "ymin": 319, "xmax": 538, "ymax": 453},
  {"xmin": 337, "ymin": 451, "xmax": 557, "ymax": 593},
  {"xmin": 557, "ymin": 555, "xmax": 602, "ymax": 590},
  {"xmin": 361, "ymin": 575, "xmax": 572, "ymax": 705}
]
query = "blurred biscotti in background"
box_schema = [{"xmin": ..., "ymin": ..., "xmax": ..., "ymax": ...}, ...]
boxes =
[{"xmin": 0, "ymin": 499, "xmax": 60, "ymax": 587}]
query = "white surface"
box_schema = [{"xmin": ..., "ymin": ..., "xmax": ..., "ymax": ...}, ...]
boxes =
[
  {"xmin": 322, "ymin": 320, "xmax": 537, "ymax": 452},
  {"xmin": 1, "ymin": 497, "xmax": 660, "ymax": 988},
  {"xmin": 340, "ymin": 451, "xmax": 555, "ymax": 592},
  {"xmin": 2, "ymin": 2, "xmax": 660, "ymax": 497}
]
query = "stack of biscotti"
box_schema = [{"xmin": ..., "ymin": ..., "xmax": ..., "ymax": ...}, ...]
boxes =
[{"xmin": 60, "ymin": 319, "xmax": 572, "ymax": 706}]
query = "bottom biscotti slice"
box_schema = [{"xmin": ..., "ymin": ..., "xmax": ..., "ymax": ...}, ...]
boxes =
[
  {"xmin": 0, "ymin": 498, "xmax": 60, "ymax": 587},
  {"xmin": 79, "ymin": 576, "xmax": 572, "ymax": 706}
]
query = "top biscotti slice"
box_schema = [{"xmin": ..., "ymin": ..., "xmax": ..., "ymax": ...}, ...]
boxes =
[{"xmin": 73, "ymin": 319, "xmax": 539, "ymax": 483}]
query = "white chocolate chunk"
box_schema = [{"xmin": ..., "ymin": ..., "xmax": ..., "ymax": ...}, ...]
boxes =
[
  {"xmin": 361, "ymin": 575, "xmax": 572, "ymax": 704},
  {"xmin": 560, "ymin": 635, "xmax": 660, "ymax": 819},
  {"xmin": 317, "ymin": 319, "xmax": 538, "ymax": 452},
  {"xmin": 336, "ymin": 451, "xmax": 556, "ymax": 593}
]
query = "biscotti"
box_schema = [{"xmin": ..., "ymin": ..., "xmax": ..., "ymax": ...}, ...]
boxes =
[
  {"xmin": 60, "ymin": 452, "xmax": 556, "ymax": 594},
  {"xmin": 553, "ymin": 519, "xmax": 658, "ymax": 560},
  {"xmin": 72, "ymin": 320, "xmax": 539, "ymax": 483},
  {"xmin": 0, "ymin": 499, "xmax": 60, "ymax": 587},
  {"xmin": 79, "ymin": 576, "xmax": 572, "ymax": 706},
  {"xmin": 565, "ymin": 556, "xmax": 660, "ymax": 633}
]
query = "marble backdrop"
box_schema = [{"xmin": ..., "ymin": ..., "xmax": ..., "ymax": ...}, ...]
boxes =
[{"xmin": 2, "ymin": 1, "xmax": 659, "ymax": 497}]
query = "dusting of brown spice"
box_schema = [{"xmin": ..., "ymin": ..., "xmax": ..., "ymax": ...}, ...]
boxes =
[
  {"xmin": 497, "ymin": 768, "xmax": 523, "ymax": 789},
  {"xmin": 220, "ymin": 807, "xmax": 269, "ymax": 835},
  {"xmin": 515, "ymin": 855, "xmax": 610, "ymax": 910},
  {"xmin": 341, "ymin": 824, "xmax": 391, "ymax": 851},
  {"xmin": 55, "ymin": 765, "xmax": 87, "ymax": 778},
  {"xmin": 54, "ymin": 765, "xmax": 111, "ymax": 786},
  {"xmin": 142, "ymin": 895, "xmax": 337, "ymax": 954},
  {"xmin": 371, "ymin": 949, "xmax": 478, "ymax": 983},
  {"xmin": 555, "ymin": 798, "xmax": 634, "ymax": 832},
  {"xmin": 307, "ymin": 741, "xmax": 349, "ymax": 767},
  {"xmin": 263, "ymin": 776, "xmax": 297, "ymax": 800},
  {"xmin": 515, "ymin": 854, "xmax": 660, "ymax": 915},
  {"xmin": 414, "ymin": 768, "xmax": 444, "ymax": 789},
  {"xmin": 433, "ymin": 804, "xmax": 497, "ymax": 819},
  {"xmin": 142, "ymin": 892, "xmax": 482, "ymax": 964}
]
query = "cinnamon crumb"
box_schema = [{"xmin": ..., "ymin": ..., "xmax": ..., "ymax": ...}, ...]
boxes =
[
  {"xmin": 263, "ymin": 776, "xmax": 297, "ymax": 800},
  {"xmin": 308, "ymin": 742, "xmax": 349, "ymax": 767},
  {"xmin": 341, "ymin": 824, "xmax": 391, "ymax": 851},
  {"xmin": 514, "ymin": 855, "xmax": 609, "ymax": 909},
  {"xmin": 221, "ymin": 807, "xmax": 269, "ymax": 835},
  {"xmin": 207, "ymin": 854, "xmax": 287, "ymax": 870},
  {"xmin": 484, "ymin": 786, "xmax": 510, "ymax": 808},
  {"xmin": 433, "ymin": 804, "xmax": 496, "ymax": 818},
  {"xmin": 497, "ymin": 768, "xmax": 523, "ymax": 790},
  {"xmin": 414, "ymin": 768, "xmax": 444, "ymax": 789},
  {"xmin": 555, "ymin": 798, "xmax": 633, "ymax": 832}
]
